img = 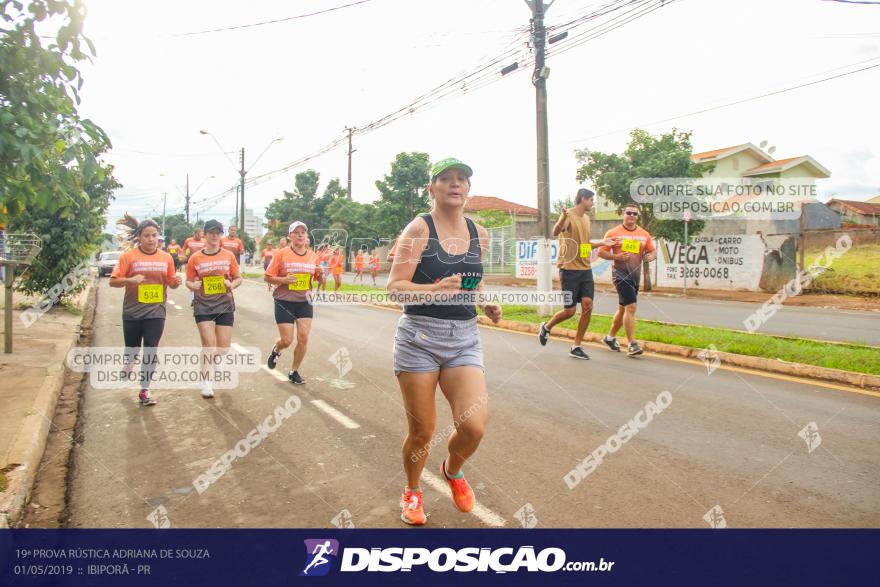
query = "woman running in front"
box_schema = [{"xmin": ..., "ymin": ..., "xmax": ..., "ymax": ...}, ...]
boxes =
[
  {"xmin": 185, "ymin": 219, "xmax": 242, "ymax": 399},
  {"xmin": 264, "ymin": 222, "xmax": 321, "ymax": 385},
  {"xmin": 387, "ymin": 158, "xmax": 501, "ymax": 526},
  {"xmin": 110, "ymin": 214, "xmax": 182, "ymax": 406}
]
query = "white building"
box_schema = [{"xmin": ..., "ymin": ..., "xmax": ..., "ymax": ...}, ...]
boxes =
[{"xmin": 229, "ymin": 208, "xmax": 263, "ymax": 240}]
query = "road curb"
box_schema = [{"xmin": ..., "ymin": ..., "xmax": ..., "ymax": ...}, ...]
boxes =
[
  {"xmin": 0, "ymin": 276, "xmax": 97, "ymax": 528},
  {"xmin": 367, "ymin": 302, "xmax": 878, "ymax": 390},
  {"xmin": 475, "ymin": 316, "xmax": 880, "ymax": 391}
]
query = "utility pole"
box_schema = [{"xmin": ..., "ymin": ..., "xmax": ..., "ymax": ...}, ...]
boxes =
[
  {"xmin": 239, "ymin": 148, "xmax": 246, "ymax": 235},
  {"xmin": 185, "ymin": 174, "xmax": 190, "ymax": 224},
  {"xmin": 529, "ymin": 0, "xmax": 553, "ymax": 238},
  {"xmin": 527, "ymin": 0, "xmax": 554, "ymax": 315},
  {"xmin": 345, "ymin": 127, "xmax": 355, "ymax": 199}
]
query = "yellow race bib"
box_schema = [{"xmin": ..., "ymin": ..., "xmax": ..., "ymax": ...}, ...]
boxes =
[
  {"xmin": 621, "ymin": 239, "xmax": 640, "ymax": 254},
  {"xmin": 288, "ymin": 273, "xmax": 311, "ymax": 291},
  {"xmin": 203, "ymin": 275, "xmax": 227, "ymax": 295},
  {"xmin": 579, "ymin": 243, "xmax": 592, "ymax": 258},
  {"xmin": 138, "ymin": 284, "xmax": 163, "ymax": 304}
]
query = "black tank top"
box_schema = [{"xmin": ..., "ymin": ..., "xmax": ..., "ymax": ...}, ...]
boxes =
[{"xmin": 404, "ymin": 214, "xmax": 483, "ymax": 320}]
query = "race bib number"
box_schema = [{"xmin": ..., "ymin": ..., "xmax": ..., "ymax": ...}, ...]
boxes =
[
  {"xmin": 621, "ymin": 239, "xmax": 640, "ymax": 254},
  {"xmin": 138, "ymin": 284, "xmax": 163, "ymax": 304},
  {"xmin": 579, "ymin": 243, "xmax": 592, "ymax": 258},
  {"xmin": 203, "ymin": 275, "xmax": 227, "ymax": 295},
  {"xmin": 288, "ymin": 273, "xmax": 311, "ymax": 291}
]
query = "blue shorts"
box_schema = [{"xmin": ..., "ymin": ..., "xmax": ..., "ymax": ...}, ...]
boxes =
[{"xmin": 393, "ymin": 314, "xmax": 483, "ymax": 376}]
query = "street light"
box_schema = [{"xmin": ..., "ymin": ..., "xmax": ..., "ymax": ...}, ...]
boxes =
[{"xmin": 199, "ymin": 130, "xmax": 284, "ymax": 235}]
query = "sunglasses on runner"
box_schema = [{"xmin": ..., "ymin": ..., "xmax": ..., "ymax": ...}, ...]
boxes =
[{"xmin": 625, "ymin": 211, "xmax": 639, "ymax": 217}]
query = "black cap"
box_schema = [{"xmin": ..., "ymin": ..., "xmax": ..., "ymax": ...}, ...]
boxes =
[{"xmin": 203, "ymin": 219, "xmax": 224, "ymax": 233}]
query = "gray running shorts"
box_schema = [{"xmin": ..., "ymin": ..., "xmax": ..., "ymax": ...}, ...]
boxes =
[{"xmin": 393, "ymin": 314, "xmax": 484, "ymax": 376}]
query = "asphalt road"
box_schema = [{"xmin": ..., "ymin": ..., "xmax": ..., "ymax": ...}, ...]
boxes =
[
  {"xmin": 67, "ymin": 278, "xmax": 880, "ymax": 528},
  {"xmin": 351, "ymin": 271, "xmax": 880, "ymax": 346}
]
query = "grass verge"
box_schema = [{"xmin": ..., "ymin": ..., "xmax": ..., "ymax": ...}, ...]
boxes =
[
  {"xmin": 806, "ymin": 243, "xmax": 880, "ymax": 296},
  {"xmin": 499, "ymin": 305, "xmax": 880, "ymax": 376}
]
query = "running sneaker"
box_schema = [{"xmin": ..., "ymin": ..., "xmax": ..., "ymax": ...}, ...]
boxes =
[
  {"xmin": 138, "ymin": 389, "xmax": 156, "ymax": 406},
  {"xmin": 627, "ymin": 341, "xmax": 644, "ymax": 357},
  {"xmin": 538, "ymin": 322, "xmax": 550, "ymax": 346},
  {"xmin": 267, "ymin": 345, "xmax": 280, "ymax": 370},
  {"xmin": 400, "ymin": 488, "xmax": 426, "ymax": 526},
  {"xmin": 569, "ymin": 346, "xmax": 590, "ymax": 360},
  {"xmin": 201, "ymin": 382, "xmax": 215, "ymax": 399},
  {"xmin": 603, "ymin": 336, "xmax": 621, "ymax": 352},
  {"xmin": 442, "ymin": 460, "xmax": 475, "ymax": 513},
  {"xmin": 288, "ymin": 371, "xmax": 305, "ymax": 385}
]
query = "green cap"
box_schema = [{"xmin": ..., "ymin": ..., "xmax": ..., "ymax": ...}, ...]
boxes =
[{"xmin": 430, "ymin": 157, "xmax": 473, "ymax": 181}]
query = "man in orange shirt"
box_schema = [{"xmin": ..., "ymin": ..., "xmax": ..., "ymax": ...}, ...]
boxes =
[
  {"xmin": 221, "ymin": 225, "xmax": 245, "ymax": 265},
  {"xmin": 597, "ymin": 203, "xmax": 657, "ymax": 357},
  {"xmin": 264, "ymin": 221, "xmax": 321, "ymax": 385},
  {"xmin": 182, "ymin": 228, "xmax": 206, "ymax": 262}
]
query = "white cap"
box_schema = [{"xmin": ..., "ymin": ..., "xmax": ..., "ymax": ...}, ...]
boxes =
[{"xmin": 288, "ymin": 221, "xmax": 308, "ymax": 234}]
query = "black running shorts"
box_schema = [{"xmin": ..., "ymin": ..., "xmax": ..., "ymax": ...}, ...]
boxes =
[
  {"xmin": 560, "ymin": 269, "xmax": 595, "ymax": 309},
  {"xmin": 194, "ymin": 312, "xmax": 235, "ymax": 326},
  {"xmin": 614, "ymin": 278, "xmax": 639, "ymax": 307},
  {"xmin": 274, "ymin": 299, "xmax": 314, "ymax": 324}
]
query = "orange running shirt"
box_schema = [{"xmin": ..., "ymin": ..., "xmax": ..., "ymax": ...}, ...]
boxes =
[
  {"xmin": 221, "ymin": 236, "xmax": 245, "ymax": 261},
  {"xmin": 329, "ymin": 252, "xmax": 344, "ymax": 275},
  {"xmin": 183, "ymin": 237, "xmax": 206, "ymax": 257},
  {"xmin": 265, "ymin": 247, "xmax": 320, "ymax": 303},
  {"xmin": 186, "ymin": 248, "xmax": 240, "ymax": 315},
  {"xmin": 599, "ymin": 224, "xmax": 655, "ymax": 282},
  {"xmin": 111, "ymin": 247, "xmax": 176, "ymax": 320}
]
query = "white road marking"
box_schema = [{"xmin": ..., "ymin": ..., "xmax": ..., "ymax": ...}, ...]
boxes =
[
  {"xmin": 421, "ymin": 471, "xmax": 506, "ymax": 528},
  {"xmin": 310, "ymin": 399, "xmax": 361, "ymax": 429},
  {"xmin": 261, "ymin": 365, "xmax": 290, "ymax": 382},
  {"xmin": 230, "ymin": 343, "xmax": 251, "ymax": 356}
]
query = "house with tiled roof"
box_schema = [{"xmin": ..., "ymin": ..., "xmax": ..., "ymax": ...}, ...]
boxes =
[
  {"xmin": 691, "ymin": 143, "xmax": 831, "ymax": 180},
  {"xmin": 463, "ymin": 195, "xmax": 541, "ymax": 239},
  {"xmin": 826, "ymin": 199, "xmax": 880, "ymax": 227}
]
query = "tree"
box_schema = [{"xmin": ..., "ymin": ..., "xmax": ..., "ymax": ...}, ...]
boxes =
[
  {"xmin": 325, "ymin": 198, "xmax": 376, "ymax": 244},
  {"xmin": 373, "ymin": 152, "xmax": 431, "ymax": 238},
  {"xmin": 1, "ymin": 0, "xmax": 111, "ymax": 223},
  {"xmin": 474, "ymin": 209, "xmax": 512, "ymax": 229},
  {"xmin": 575, "ymin": 128, "xmax": 709, "ymax": 289},
  {"xmin": 162, "ymin": 213, "xmax": 194, "ymax": 245},
  {"xmin": 11, "ymin": 149, "xmax": 119, "ymax": 298},
  {"xmin": 551, "ymin": 196, "xmax": 574, "ymax": 221},
  {"xmin": 263, "ymin": 171, "xmax": 350, "ymax": 243}
]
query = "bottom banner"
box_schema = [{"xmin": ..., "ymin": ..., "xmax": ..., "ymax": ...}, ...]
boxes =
[{"xmin": 0, "ymin": 529, "xmax": 876, "ymax": 585}]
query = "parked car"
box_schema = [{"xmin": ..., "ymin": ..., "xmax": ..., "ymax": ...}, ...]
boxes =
[{"xmin": 97, "ymin": 251, "xmax": 121, "ymax": 276}]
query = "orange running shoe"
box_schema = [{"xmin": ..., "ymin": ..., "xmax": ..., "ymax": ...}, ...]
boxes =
[
  {"xmin": 400, "ymin": 488, "xmax": 426, "ymax": 526},
  {"xmin": 442, "ymin": 460, "xmax": 474, "ymax": 513}
]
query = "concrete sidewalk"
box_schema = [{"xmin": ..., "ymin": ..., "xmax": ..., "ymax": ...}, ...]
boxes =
[{"xmin": 0, "ymin": 278, "xmax": 95, "ymax": 527}]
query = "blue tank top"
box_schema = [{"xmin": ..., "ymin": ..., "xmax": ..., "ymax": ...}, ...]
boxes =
[{"xmin": 404, "ymin": 214, "xmax": 483, "ymax": 320}]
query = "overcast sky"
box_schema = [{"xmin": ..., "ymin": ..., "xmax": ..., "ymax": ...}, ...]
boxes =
[{"xmin": 76, "ymin": 0, "xmax": 880, "ymax": 232}]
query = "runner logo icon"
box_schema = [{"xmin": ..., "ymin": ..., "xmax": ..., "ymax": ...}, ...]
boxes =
[{"xmin": 300, "ymin": 539, "xmax": 340, "ymax": 577}]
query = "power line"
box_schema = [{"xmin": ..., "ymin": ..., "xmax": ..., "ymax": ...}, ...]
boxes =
[
  {"xmin": 193, "ymin": 0, "xmax": 671, "ymax": 204},
  {"xmin": 571, "ymin": 60, "xmax": 880, "ymax": 143},
  {"xmin": 175, "ymin": 0, "xmax": 375, "ymax": 37}
]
